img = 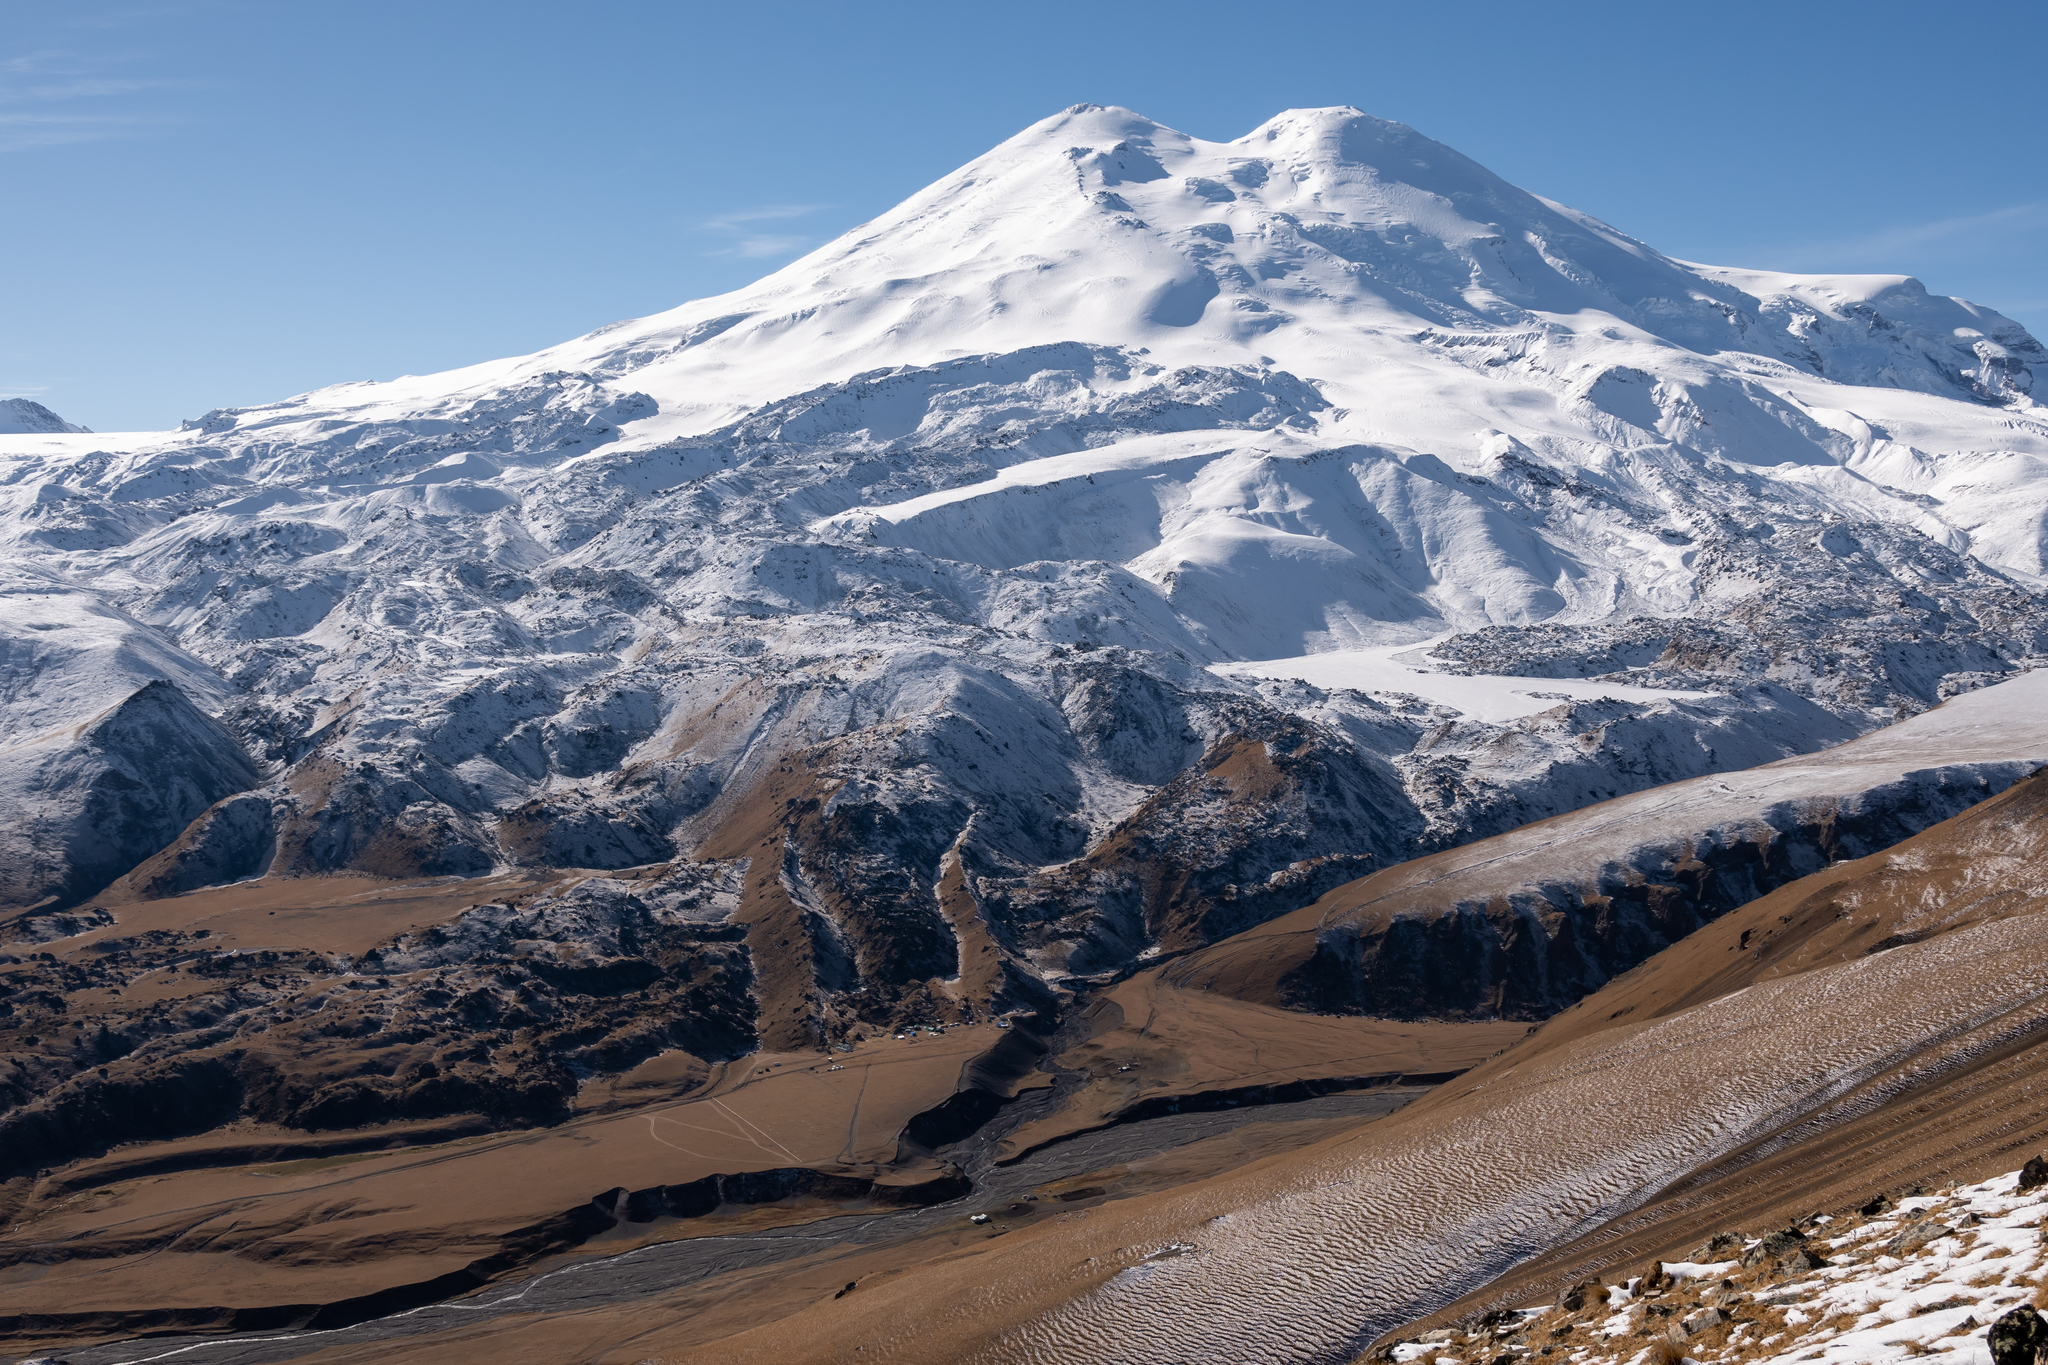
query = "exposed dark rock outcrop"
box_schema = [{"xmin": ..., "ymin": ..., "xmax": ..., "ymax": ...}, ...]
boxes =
[
  {"xmin": 0, "ymin": 869, "xmax": 756, "ymax": 1180},
  {"xmin": 1990, "ymin": 1305, "xmax": 2048, "ymax": 1365},
  {"xmin": 138, "ymin": 791, "xmax": 278, "ymax": 896},
  {"xmin": 984, "ymin": 714, "xmax": 1424, "ymax": 976},
  {"xmin": 1280, "ymin": 765, "xmax": 2037, "ymax": 1020},
  {"xmin": 0, "ymin": 681, "xmax": 259, "ymax": 911}
]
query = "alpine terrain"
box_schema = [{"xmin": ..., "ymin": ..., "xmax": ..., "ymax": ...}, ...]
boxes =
[
  {"xmin": 5, "ymin": 104, "xmax": 2048, "ymax": 1365},
  {"xmin": 0, "ymin": 399, "xmax": 89, "ymax": 436}
]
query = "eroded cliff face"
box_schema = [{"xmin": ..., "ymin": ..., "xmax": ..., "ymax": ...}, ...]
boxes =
[
  {"xmin": 1282, "ymin": 769, "xmax": 2006, "ymax": 1020},
  {"xmin": 1162, "ymin": 674, "xmax": 2048, "ymax": 1024}
]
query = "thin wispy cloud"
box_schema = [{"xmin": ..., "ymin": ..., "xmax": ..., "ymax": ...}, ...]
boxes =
[
  {"xmin": 0, "ymin": 50, "xmax": 196, "ymax": 153},
  {"xmin": 699, "ymin": 204, "xmax": 830, "ymax": 260},
  {"xmin": 9, "ymin": 76, "xmax": 191, "ymax": 100},
  {"xmin": 1833, "ymin": 203, "xmax": 2047, "ymax": 259},
  {"xmin": 701, "ymin": 204, "xmax": 827, "ymax": 229},
  {"xmin": 1764, "ymin": 203, "xmax": 2048, "ymax": 271},
  {"xmin": 0, "ymin": 111, "xmax": 168, "ymax": 153}
]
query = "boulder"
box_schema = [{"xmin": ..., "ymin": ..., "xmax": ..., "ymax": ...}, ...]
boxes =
[
  {"xmin": 1688, "ymin": 1231, "xmax": 1745, "ymax": 1261},
  {"xmin": 1684, "ymin": 1306, "xmax": 1729, "ymax": 1334},
  {"xmin": 1990, "ymin": 1305, "xmax": 2048, "ymax": 1365},
  {"xmin": 1887, "ymin": 1221, "xmax": 1954, "ymax": 1256},
  {"xmin": 1741, "ymin": 1228, "xmax": 1808, "ymax": 1268}
]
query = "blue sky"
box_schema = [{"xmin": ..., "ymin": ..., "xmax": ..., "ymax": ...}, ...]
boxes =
[{"xmin": 8, "ymin": 0, "xmax": 2045, "ymax": 431}]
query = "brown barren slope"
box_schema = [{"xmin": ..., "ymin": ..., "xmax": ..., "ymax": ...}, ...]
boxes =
[
  {"xmin": 462, "ymin": 768, "xmax": 2048, "ymax": 1365},
  {"xmin": 0, "ymin": 1028, "xmax": 991, "ymax": 1348},
  {"xmin": 994, "ymin": 968, "xmax": 1525, "ymax": 1160},
  {"xmin": 1371, "ymin": 760, "xmax": 2048, "ymax": 1347},
  {"xmin": 1, "ymin": 870, "xmax": 1520, "ymax": 1357},
  {"xmin": 68, "ymin": 772, "xmax": 2048, "ymax": 1365}
]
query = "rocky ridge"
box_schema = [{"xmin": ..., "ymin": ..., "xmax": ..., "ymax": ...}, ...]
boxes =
[{"xmin": 0, "ymin": 399, "xmax": 87, "ymax": 435}]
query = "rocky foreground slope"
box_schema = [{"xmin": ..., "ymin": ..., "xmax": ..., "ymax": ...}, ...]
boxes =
[
  {"xmin": 1381, "ymin": 1165, "xmax": 2048, "ymax": 1365},
  {"xmin": 3, "ymin": 103, "xmax": 2047, "ymax": 1061}
]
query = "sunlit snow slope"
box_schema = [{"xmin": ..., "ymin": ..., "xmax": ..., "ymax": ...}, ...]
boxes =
[
  {"xmin": 0, "ymin": 399, "xmax": 88, "ymax": 435},
  {"xmin": 3, "ymin": 104, "xmax": 2045, "ymax": 1046}
]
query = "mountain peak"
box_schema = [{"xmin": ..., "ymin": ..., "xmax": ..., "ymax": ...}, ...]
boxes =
[
  {"xmin": 1238, "ymin": 103, "xmax": 1379, "ymax": 140},
  {"xmin": 0, "ymin": 398, "xmax": 89, "ymax": 435},
  {"xmin": 3, "ymin": 100, "xmax": 2048, "ymax": 1254},
  {"xmin": 1017, "ymin": 101, "xmax": 1178, "ymax": 148}
]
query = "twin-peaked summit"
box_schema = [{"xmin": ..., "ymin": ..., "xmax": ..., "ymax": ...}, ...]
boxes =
[
  {"xmin": 167, "ymin": 103, "xmax": 2041, "ymax": 454},
  {"xmin": 521, "ymin": 100, "xmax": 2037, "ymax": 434},
  {"xmin": 7, "ymin": 106, "xmax": 2048, "ymax": 1365}
]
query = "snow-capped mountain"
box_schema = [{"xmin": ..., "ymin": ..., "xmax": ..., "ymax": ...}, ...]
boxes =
[
  {"xmin": 0, "ymin": 398, "xmax": 88, "ymax": 434},
  {"xmin": 4, "ymin": 104, "xmax": 2046, "ymax": 1048}
]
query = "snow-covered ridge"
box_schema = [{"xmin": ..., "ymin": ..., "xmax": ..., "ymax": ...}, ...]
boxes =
[
  {"xmin": 0, "ymin": 398, "xmax": 89, "ymax": 435},
  {"xmin": 0, "ymin": 105, "xmax": 2044, "ymax": 1031}
]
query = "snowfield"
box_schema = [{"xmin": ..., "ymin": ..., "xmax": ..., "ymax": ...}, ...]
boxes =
[{"xmin": 1214, "ymin": 633, "xmax": 1715, "ymax": 723}]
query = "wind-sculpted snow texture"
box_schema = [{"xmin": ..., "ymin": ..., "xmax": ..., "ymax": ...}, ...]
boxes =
[
  {"xmin": 2, "ymin": 104, "xmax": 2047, "ymax": 1048},
  {"xmin": 828, "ymin": 911, "xmax": 2048, "ymax": 1365}
]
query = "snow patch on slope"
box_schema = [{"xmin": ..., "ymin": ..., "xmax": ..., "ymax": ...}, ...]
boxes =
[{"xmin": 1215, "ymin": 633, "xmax": 1713, "ymax": 723}]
